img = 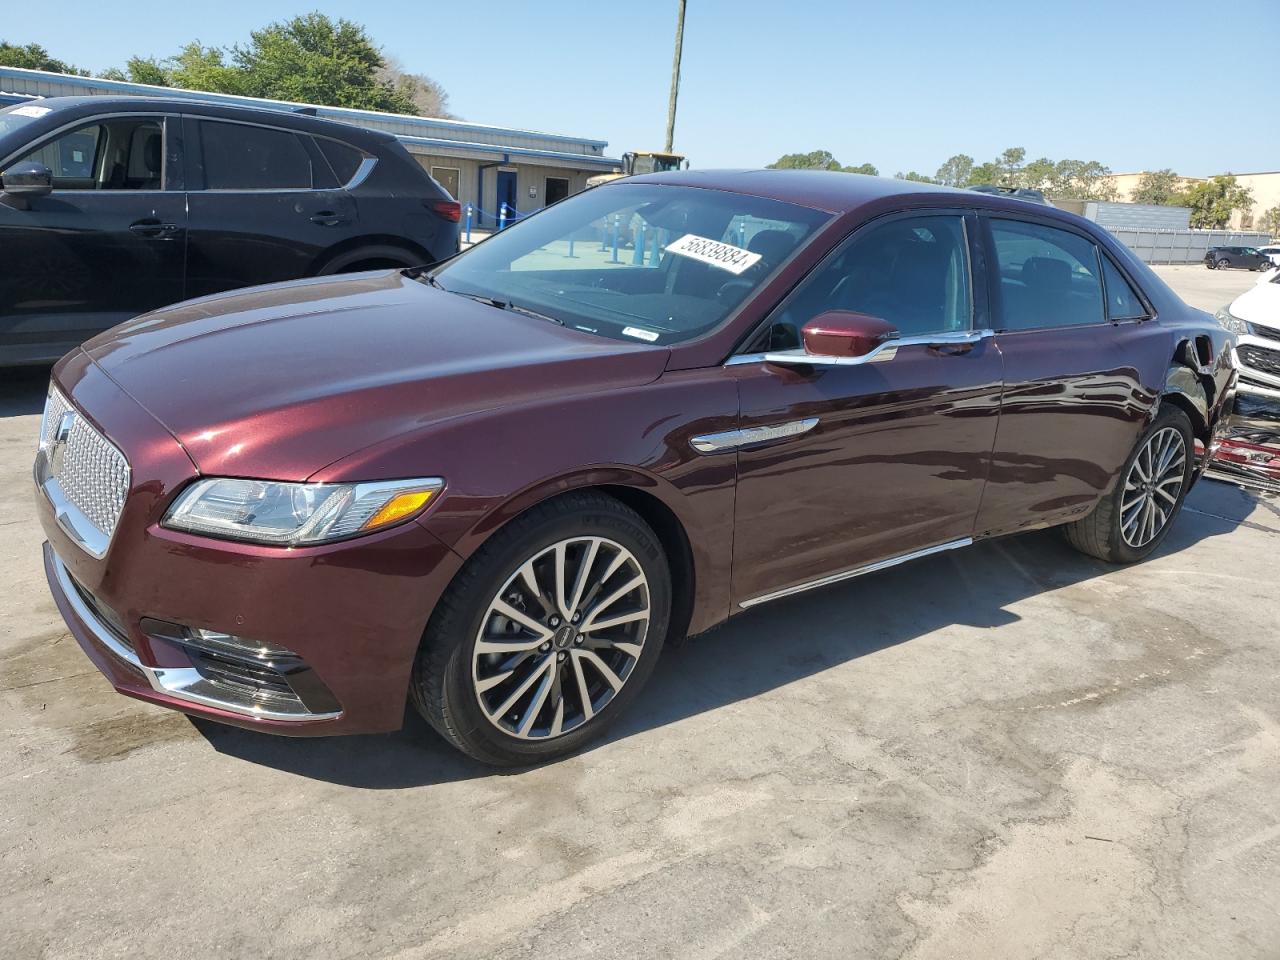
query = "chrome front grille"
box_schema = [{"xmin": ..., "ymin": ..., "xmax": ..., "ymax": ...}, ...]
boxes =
[
  {"xmin": 35, "ymin": 386, "xmax": 131, "ymax": 557},
  {"xmin": 1239, "ymin": 344, "xmax": 1280, "ymax": 377}
]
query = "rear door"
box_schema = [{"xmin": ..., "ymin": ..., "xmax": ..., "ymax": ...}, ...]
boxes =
[
  {"xmin": 182, "ymin": 116, "xmax": 357, "ymax": 298},
  {"xmin": 726, "ymin": 211, "xmax": 1004, "ymax": 607},
  {"xmin": 973, "ymin": 214, "xmax": 1164, "ymax": 537},
  {"xmin": 0, "ymin": 113, "xmax": 186, "ymax": 363}
]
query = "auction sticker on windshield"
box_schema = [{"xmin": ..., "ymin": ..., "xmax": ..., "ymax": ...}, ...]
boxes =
[{"xmin": 666, "ymin": 234, "xmax": 762, "ymax": 275}]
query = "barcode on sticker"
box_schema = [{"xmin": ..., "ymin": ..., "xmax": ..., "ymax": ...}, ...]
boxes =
[
  {"xmin": 622, "ymin": 326, "xmax": 659, "ymax": 342},
  {"xmin": 666, "ymin": 234, "xmax": 762, "ymax": 275}
]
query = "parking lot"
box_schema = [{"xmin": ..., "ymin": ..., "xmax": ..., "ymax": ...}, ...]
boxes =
[{"xmin": 2, "ymin": 266, "xmax": 1277, "ymax": 960}]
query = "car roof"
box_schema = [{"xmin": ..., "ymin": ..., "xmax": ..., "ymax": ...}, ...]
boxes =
[
  {"xmin": 14, "ymin": 96, "xmax": 397, "ymax": 146},
  {"xmin": 622, "ymin": 168, "xmax": 1077, "ymax": 221}
]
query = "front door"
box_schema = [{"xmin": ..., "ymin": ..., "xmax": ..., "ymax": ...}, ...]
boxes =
[
  {"xmin": 727, "ymin": 213, "xmax": 1004, "ymax": 607},
  {"xmin": 0, "ymin": 114, "xmax": 186, "ymax": 363},
  {"xmin": 182, "ymin": 117, "xmax": 357, "ymax": 298},
  {"xmin": 496, "ymin": 170, "xmax": 518, "ymax": 223}
]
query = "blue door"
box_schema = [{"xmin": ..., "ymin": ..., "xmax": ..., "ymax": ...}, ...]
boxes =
[{"xmin": 496, "ymin": 170, "xmax": 517, "ymax": 226}]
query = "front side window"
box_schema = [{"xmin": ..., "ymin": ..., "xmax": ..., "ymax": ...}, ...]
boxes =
[
  {"xmin": 990, "ymin": 219, "xmax": 1104, "ymax": 330},
  {"xmin": 15, "ymin": 117, "xmax": 164, "ymax": 190},
  {"xmin": 431, "ymin": 183, "xmax": 829, "ymax": 345},
  {"xmin": 751, "ymin": 214, "xmax": 972, "ymax": 352},
  {"xmin": 198, "ymin": 121, "xmax": 312, "ymax": 190}
]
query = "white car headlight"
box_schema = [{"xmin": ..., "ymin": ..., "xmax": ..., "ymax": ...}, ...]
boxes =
[
  {"xmin": 1215, "ymin": 306, "xmax": 1250, "ymax": 336},
  {"xmin": 162, "ymin": 477, "xmax": 444, "ymax": 546}
]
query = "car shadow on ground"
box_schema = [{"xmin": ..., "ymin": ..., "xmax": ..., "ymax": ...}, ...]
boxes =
[
  {"xmin": 196, "ymin": 489, "xmax": 1255, "ymax": 789},
  {"xmin": 0, "ymin": 365, "xmax": 53, "ymax": 418}
]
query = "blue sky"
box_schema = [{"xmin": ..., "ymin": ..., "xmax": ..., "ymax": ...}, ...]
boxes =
[{"xmin": 18, "ymin": 0, "xmax": 1279, "ymax": 177}]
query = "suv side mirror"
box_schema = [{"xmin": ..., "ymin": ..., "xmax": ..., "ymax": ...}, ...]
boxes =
[
  {"xmin": 1, "ymin": 161, "xmax": 53, "ymax": 204},
  {"xmin": 765, "ymin": 310, "xmax": 900, "ymax": 367}
]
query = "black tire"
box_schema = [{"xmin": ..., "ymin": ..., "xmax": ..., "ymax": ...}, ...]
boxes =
[
  {"xmin": 410, "ymin": 491, "xmax": 671, "ymax": 766},
  {"xmin": 316, "ymin": 245, "xmax": 423, "ymax": 275},
  {"xmin": 1216, "ymin": 258, "xmax": 1232, "ymax": 270},
  {"xmin": 1205, "ymin": 260, "xmax": 1216, "ymax": 270},
  {"xmin": 1062, "ymin": 404, "xmax": 1195, "ymax": 564}
]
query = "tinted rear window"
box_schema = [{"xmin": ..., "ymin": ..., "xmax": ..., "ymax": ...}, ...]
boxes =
[
  {"xmin": 315, "ymin": 138, "xmax": 364, "ymax": 185},
  {"xmin": 199, "ymin": 121, "xmax": 312, "ymax": 190},
  {"xmin": 991, "ymin": 219, "xmax": 1105, "ymax": 330}
]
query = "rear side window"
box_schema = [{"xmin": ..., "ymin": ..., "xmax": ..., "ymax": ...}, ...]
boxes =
[
  {"xmin": 198, "ymin": 121, "xmax": 312, "ymax": 190},
  {"xmin": 315, "ymin": 138, "xmax": 364, "ymax": 185},
  {"xmin": 1100, "ymin": 256, "xmax": 1148, "ymax": 321},
  {"xmin": 990, "ymin": 219, "xmax": 1104, "ymax": 330}
]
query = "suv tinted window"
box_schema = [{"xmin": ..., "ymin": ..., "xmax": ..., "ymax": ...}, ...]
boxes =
[
  {"xmin": 199, "ymin": 121, "xmax": 312, "ymax": 190},
  {"xmin": 759, "ymin": 215, "xmax": 972, "ymax": 350},
  {"xmin": 316, "ymin": 138, "xmax": 364, "ymax": 185},
  {"xmin": 990, "ymin": 219, "xmax": 1104, "ymax": 330},
  {"xmin": 1100, "ymin": 256, "xmax": 1148, "ymax": 321},
  {"xmin": 16, "ymin": 117, "xmax": 164, "ymax": 190}
]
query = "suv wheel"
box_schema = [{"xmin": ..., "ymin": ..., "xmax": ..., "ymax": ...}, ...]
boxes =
[
  {"xmin": 1063, "ymin": 404, "xmax": 1194, "ymax": 564},
  {"xmin": 1216, "ymin": 257, "xmax": 1232, "ymax": 270},
  {"xmin": 410, "ymin": 491, "xmax": 671, "ymax": 766}
]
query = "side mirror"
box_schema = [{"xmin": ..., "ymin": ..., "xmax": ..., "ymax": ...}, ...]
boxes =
[
  {"xmin": 1, "ymin": 162, "xmax": 53, "ymax": 204},
  {"xmin": 765, "ymin": 310, "xmax": 900, "ymax": 367}
]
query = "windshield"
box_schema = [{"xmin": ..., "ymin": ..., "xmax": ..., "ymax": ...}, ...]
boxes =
[
  {"xmin": 0, "ymin": 102, "xmax": 49, "ymax": 142},
  {"xmin": 432, "ymin": 183, "xmax": 829, "ymax": 345}
]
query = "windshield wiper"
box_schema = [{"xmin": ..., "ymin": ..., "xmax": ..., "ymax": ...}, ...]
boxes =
[
  {"xmin": 503, "ymin": 302, "xmax": 564, "ymax": 325},
  {"xmin": 410, "ymin": 271, "xmax": 564, "ymax": 326}
]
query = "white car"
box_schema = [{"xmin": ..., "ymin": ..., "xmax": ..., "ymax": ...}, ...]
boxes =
[
  {"xmin": 1258, "ymin": 245, "xmax": 1280, "ymax": 267},
  {"xmin": 1219, "ymin": 271, "xmax": 1280, "ymax": 399}
]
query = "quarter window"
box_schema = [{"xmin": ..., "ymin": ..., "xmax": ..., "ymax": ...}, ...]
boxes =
[
  {"xmin": 759, "ymin": 215, "xmax": 972, "ymax": 350},
  {"xmin": 990, "ymin": 219, "xmax": 1104, "ymax": 330},
  {"xmin": 198, "ymin": 121, "xmax": 312, "ymax": 190},
  {"xmin": 317, "ymin": 138, "xmax": 365, "ymax": 186},
  {"xmin": 1100, "ymin": 256, "xmax": 1148, "ymax": 321}
]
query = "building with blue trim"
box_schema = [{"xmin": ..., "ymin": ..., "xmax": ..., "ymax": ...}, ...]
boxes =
[{"xmin": 0, "ymin": 66, "xmax": 621, "ymax": 226}]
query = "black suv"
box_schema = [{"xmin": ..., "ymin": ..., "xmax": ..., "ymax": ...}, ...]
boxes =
[
  {"xmin": 0, "ymin": 97, "xmax": 460, "ymax": 365},
  {"xmin": 1204, "ymin": 246, "xmax": 1271, "ymax": 271}
]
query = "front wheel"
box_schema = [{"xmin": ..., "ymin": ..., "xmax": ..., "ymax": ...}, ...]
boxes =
[
  {"xmin": 1216, "ymin": 258, "xmax": 1232, "ymax": 270},
  {"xmin": 410, "ymin": 492, "xmax": 671, "ymax": 765},
  {"xmin": 1062, "ymin": 404, "xmax": 1194, "ymax": 564}
]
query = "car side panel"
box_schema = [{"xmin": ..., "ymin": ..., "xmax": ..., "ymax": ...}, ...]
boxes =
[{"xmin": 310, "ymin": 367, "xmax": 743, "ymax": 636}]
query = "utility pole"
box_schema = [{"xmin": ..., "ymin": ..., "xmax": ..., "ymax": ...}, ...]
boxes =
[{"xmin": 665, "ymin": 0, "xmax": 686, "ymax": 154}]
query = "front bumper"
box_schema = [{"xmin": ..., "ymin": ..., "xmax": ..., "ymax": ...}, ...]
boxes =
[{"xmin": 39, "ymin": 354, "xmax": 465, "ymax": 736}]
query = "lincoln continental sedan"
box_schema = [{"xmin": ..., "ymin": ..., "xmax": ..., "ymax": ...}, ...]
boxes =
[{"xmin": 36, "ymin": 170, "xmax": 1236, "ymax": 764}]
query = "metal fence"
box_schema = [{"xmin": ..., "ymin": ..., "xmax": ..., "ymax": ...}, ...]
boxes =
[{"xmin": 1108, "ymin": 228, "xmax": 1273, "ymax": 264}]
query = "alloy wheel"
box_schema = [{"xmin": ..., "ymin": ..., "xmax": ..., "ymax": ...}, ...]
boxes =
[
  {"xmin": 471, "ymin": 536, "xmax": 650, "ymax": 740},
  {"xmin": 1217, "ymin": 258, "xmax": 1231, "ymax": 270},
  {"xmin": 1120, "ymin": 426, "xmax": 1187, "ymax": 548}
]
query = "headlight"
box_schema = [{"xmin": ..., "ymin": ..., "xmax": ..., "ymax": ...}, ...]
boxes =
[
  {"xmin": 162, "ymin": 477, "xmax": 444, "ymax": 546},
  {"xmin": 1215, "ymin": 306, "xmax": 1251, "ymax": 335}
]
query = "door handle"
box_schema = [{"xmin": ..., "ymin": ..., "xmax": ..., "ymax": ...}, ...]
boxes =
[
  {"xmin": 130, "ymin": 219, "xmax": 179, "ymax": 238},
  {"xmin": 309, "ymin": 211, "xmax": 348, "ymax": 227}
]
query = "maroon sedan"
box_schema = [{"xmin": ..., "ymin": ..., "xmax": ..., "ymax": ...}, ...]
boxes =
[{"xmin": 35, "ymin": 171, "xmax": 1236, "ymax": 765}]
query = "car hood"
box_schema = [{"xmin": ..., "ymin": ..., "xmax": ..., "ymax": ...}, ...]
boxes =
[
  {"xmin": 1230, "ymin": 276, "xmax": 1280, "ymax": 329},
  {"xmin": 84, "ymin": 270, "xmax": 669, "ymax": 480}
]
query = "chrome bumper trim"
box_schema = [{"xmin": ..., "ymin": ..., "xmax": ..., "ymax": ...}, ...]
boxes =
[
  {"xmin": 740, "ymin": 537, "xmax": 974, "ymax": 609},
  {"xmin": 51, "ymin": 550, "xmax": 340, "ymax": 723},
  {"xmin": 34, "ymin": 457, "xmax": 112, "ymax": 559}
]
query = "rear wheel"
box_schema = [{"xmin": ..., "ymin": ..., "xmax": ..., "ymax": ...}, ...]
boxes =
[
  {"xmin": 1063, "ymin": 404, "xmax": 1194, "ymax": 564},
  {"xmin": 316, "ymin": 245, "xmax": 423, "ymax": 275},
  {"xmin": 410, "ymin": 492, "xmax": 670, "ymax": 766}
]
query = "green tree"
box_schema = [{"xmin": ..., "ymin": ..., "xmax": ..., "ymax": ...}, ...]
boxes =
[
  {"xmin": 1017, "ymin": 156, "xmax": 1055, "ymax": 191},
  {"xmin": 1259, "ymin": 205, "xmax": 1280, "ymax": 238},
  {"xmin": 934, "ymin": 154, "xmax": 973, "ymax": 187},
  {"xmin": 968, "ymin": 161, "xmax": 1000, "ymax": 186},
  {"xmin": 767, "ymin": 150, "xmax": 843, "ymax": 171},
  {"xmin": 0, "ymin": 40, "xmax": 86, "ymax": 75},
  {"xmin": 997, "ymin": 146, "xmax": 1025, "ymax": 185},
  {"xmin": 843, "ymin": 162, "xmax": 878, "ymax": 176},
  {"xmin": 107, "ymin": 14, "xmax": 440, "ymax": 115},
  {"xmin": 895, "ymin": 170, "xmax": 934, "ymax": 183},
  {"xmin": 1131, "ymin": 169, "xmax": 1182, "ymax": 205},
  {"xmin": 1046, "ymin": 159, "xmax": 1117, "ymax": 201},
  {"xmin": 1175, "ymin": 175, "xmax": 1254, "ymax": 229}
]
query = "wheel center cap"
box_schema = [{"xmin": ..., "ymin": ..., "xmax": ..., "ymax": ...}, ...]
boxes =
[{"xmin": 553, "ymin": 625, "xmax": 577, "ymax": 649}]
